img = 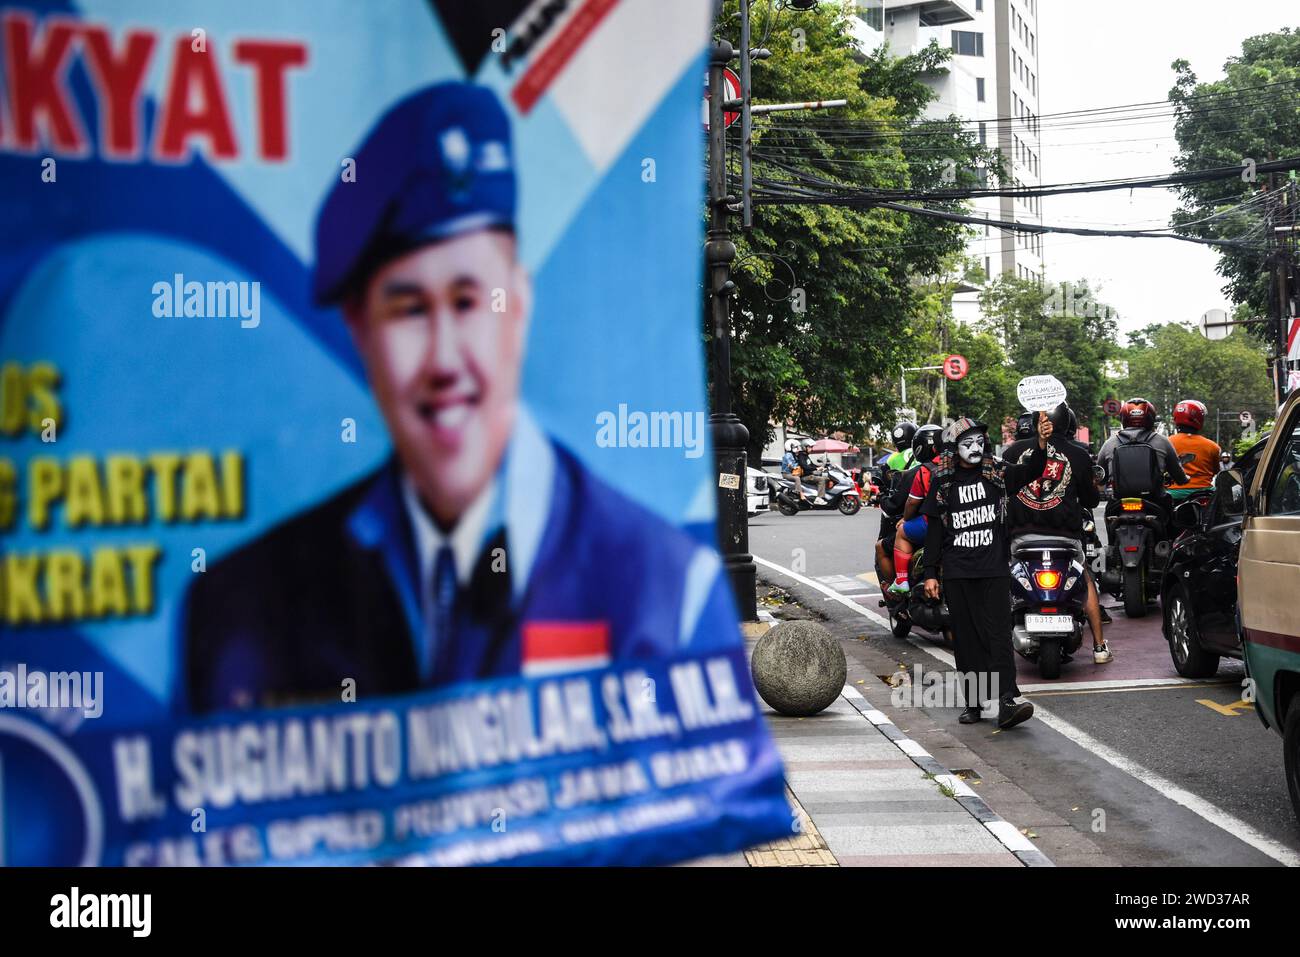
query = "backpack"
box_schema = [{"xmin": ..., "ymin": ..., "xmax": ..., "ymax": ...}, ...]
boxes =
[{"xmin": 1111, "ymin": 439, "xmax": 1162, "ymax": 497}]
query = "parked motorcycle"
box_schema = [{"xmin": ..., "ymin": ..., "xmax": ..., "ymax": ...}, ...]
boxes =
[
  {"xmin": 1010, "ymin": 534, "xmax": 1090, "ymax": 679},
  {"xmin": 874, "ymin": 545, "xmax": 953, "ymax": 646},
  {"xmin": 774, "ymin": 465, "xmax": 862, "ymax": 516}
]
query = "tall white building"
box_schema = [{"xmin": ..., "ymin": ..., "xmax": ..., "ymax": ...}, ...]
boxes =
[{"xmin": 849, "ymin": 0, "xmax": 1044, "ymax": 323}]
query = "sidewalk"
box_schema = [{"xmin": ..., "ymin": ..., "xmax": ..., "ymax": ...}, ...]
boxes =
[{"xmin": 689, "ymin": 620, "xmax": 1053, "ymax": 867}]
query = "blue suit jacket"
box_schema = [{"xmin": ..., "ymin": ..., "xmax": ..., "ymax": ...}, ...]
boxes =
[{"xmin": 182, "ymin": 441, "xmax": 736, "ymax": 714}]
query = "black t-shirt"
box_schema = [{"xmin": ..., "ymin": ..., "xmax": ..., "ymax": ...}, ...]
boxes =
[
  {"xmin": 1002, "ymin": 438, "xmax": 1099, "ymax": 539},
  {"xmin": 921, "ymin": 445, "xmax": 1046, "ymax": 580}
]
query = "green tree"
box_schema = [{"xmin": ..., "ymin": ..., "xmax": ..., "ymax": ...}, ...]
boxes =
[
  {"xmin": 712, "ymin": 1, "xmax": 998, "ymax": 459},
  {"xmin": 1121, "ymin": 322, "xmax": 1274, "ymax": 447},
  {"xmin": 1168, "ymin": 30, "xmax": 1300, "ymax": 317},
  {"xmin": 978, "ymin": 276, "xmax": 1120, "ymax": 438}
]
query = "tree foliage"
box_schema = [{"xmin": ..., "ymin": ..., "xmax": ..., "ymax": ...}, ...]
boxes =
[
  {"xmin": 710, "ymin": 1, "xmax": 997, "ymax": 459},
  {"xmin": 1168, "ymin": 29, "xmax": 1300, "ymax": 317},
  {"xmin": 977, "ymin": 276, "xmax": 1120, "ymax": 439},
  {"xmin": 1121, "ymin": 322, "xmax": 1275, "ymax": 447}
]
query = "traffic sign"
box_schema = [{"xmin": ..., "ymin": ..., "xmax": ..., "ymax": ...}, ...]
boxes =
[
  {"xmin": 702, "ymin": 68, "xmax": 741, "ymax": 130},
  {"xmin": 943, "ymin": 354, "xmax": 968, "ymax": 381},
  {"xmin": 1199, "ymin": 307, "xmax": 1230, "ymax": 342},
  {"xmin": 1239, "ymin": 411, "xmax": 1254, "ymax": 426},
  {"xmin": 1103, "ymin": 398, "xmax": 1121, "ymax": 416}
]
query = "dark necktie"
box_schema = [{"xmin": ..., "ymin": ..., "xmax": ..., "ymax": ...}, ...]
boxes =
[{"xmin": 429, "ymin": 544, "xmax": 457, "ymax": 681}]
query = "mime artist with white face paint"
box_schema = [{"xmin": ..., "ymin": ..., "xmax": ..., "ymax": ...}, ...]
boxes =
[{"xmin": 920, "ymin": 413, "xmax": 1053, "ymax": 729}]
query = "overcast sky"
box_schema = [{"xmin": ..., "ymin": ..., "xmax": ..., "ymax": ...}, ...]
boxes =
[{"xmin": 1037, "ymin": 0, "xmax": 1298, "ymax": 339}]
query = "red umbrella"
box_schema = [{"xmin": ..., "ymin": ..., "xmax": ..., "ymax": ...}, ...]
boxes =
[{"xmin": 809, "ymin": 437, "xmax": 850, "ymax": 453}]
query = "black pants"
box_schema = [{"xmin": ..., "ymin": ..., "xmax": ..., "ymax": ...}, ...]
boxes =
[{"xmin": 945, "ymin": 576, "xmax": 1018, "ymax": 706}]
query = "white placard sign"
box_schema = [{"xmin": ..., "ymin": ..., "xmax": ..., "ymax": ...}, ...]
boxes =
[{"xmin": 1017, "ymin": 375, "xmax": 1067, "ymax": 412}]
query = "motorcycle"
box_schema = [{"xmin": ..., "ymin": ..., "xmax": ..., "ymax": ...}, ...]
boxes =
[
  {"xmin": 1099, "ymin": 493, "xmax": 1171, "ymax": 618},
  {"xmin": 1010, "ymin": 534, "xmax": 1090, "ymax": 679},
  {"xmin": 774, "ymin": 464, "xmax": 862, "ymax": 516},
  {"xmin": 874, "ymin": 543, "xmax": 954, "ymax": 647}
]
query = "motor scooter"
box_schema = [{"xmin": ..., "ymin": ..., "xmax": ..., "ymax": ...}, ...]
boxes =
[
  {"xmin": 874, "ymin": 544, "xmax": 953, "ymax": 647},
  {"xmin": 1010, "ymin": 534, "xmax": 1090, "ymax": 679},
  {"xmin": 775, "ymin": 465, "xmax": 862, "ymax": 516}
]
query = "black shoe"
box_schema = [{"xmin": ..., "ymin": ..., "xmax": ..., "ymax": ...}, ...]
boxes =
[
  {"xmin": 997, "ymin": 696, "xmax": 1035, "ymax": 729},
  {"xmin": 959, "ymin": 706, "xmax": 982, "ymax": 724},
  {"xmin": 1099, "ymin": 607, "xmax": 1112, "ymax": 624}
]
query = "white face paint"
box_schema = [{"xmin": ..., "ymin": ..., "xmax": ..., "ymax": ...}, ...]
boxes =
[{"xmin": 957, "ymin": 433, "xmax": 986, "ymax": 465}]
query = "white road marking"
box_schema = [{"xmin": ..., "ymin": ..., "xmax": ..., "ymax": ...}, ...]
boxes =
[
  {"xmin": 758, "ymin": 553, "xmax": 1300, "ymax": 868},
  {"xmin": 754, "ymin": 556, "xmax": 893, "ymax": 628},
  {"xmin": 1020, "ymin": 676, "xmax": 1235, "ymax": 693},
  {"xmin": 1031, "ymin": 707, "xmax": 1300, "ymax": 867}
]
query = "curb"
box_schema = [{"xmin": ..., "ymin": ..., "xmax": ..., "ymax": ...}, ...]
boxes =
[{"xmin": 840, "ymin": 684, "xmax": 1055, "ymax": 867}]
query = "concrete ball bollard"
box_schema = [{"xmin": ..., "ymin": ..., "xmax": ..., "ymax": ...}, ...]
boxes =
[{"xmin": 751, "ymin": 620, "xmax": 847, "ymax": 717}]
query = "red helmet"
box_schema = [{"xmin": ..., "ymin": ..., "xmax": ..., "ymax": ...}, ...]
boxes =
[
  {"xmin": 1173, "ymin": 399, "xmax": 1207, "ymax": 433},
  {"xmin": 1120, "ymin": 397, "xmax": 1156, "ymax": 430}
]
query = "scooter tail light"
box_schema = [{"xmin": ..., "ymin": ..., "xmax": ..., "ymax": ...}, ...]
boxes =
[
  {"xmin": 1033, "ymin": 569, "xmax": 1062, "ymax": 589},
  {"xmin": 1121, "ymin": 499, "xmax": 1144, "ymax": 512}
]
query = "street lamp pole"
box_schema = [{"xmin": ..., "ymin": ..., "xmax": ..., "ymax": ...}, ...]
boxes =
[{"xmin": 707, "ymin": 38, "xmax": 757, "ymax": 621}]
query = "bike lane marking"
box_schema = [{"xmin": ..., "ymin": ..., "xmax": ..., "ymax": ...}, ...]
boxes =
[{"xmin": 754, "ymin": 553, "xmax": 1300, "ymax": 868}]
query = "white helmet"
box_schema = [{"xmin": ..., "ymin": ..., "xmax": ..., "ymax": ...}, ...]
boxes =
[
  {"xmin": 800, "ymin": 437, "xmax": 814, "ymax": 449},
  {"xmin": 785, "ymin": 439, "xmax": 799, "ymax": 452}
]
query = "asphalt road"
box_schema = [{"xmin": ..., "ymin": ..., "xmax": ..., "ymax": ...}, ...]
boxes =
[{"xmin": 748, "ymin": 501, "xmax": 1300, "ymax": 867}]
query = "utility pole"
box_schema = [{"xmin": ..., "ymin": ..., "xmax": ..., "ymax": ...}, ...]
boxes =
[
  {"xmin": 707, "ymin": 37, "xmax": 756, "ymax": 622},
  {"xmin": 704, "ymin": 2, "xmax": 848, "ymax": 621}
]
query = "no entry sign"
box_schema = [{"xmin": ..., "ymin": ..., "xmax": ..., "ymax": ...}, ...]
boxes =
[{"xmin": 702, "ymin": 67, "xmax": 741, "ymax": 130}]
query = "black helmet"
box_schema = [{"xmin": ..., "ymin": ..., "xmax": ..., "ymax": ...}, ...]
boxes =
[
  {"xmin": 1048, "ymin": 402, "xmax": 1078, "ymax": 441},
  {"xmin": 1015, "ymin": 411, "xmax": 1035, "ymax": 441},
  {"xmin": 891, "ymin": 421, "xmax": 917, "ymax": 449},
  {"xmin": 912, "ymin": 424, "xmax": 943, "ymax": 462}
]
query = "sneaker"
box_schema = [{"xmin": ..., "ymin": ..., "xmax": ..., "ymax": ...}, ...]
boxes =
[
  {"xmin": 1099, "ymin": 607, "xmax": 1113, "ymax": 624},
  {"xmin": 997, "ymin": 695, "xmax": 1035, "ymax": 729},
  {"xmin": 814, "ymin": 497, "xmax": 828, "ymax": 505},
  {"xmin": 1093, "ymin": 641, "xmax": 1113, "ymax": 664},
  {"xmin": 958, "ymin": 706, "xmax": 982, "ymax": 724},
  {"xmin": 887, "ymin": 581, "xmax": 911, "ymax": 596}
]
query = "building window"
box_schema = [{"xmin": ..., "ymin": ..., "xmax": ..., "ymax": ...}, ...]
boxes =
[
  {"xmin": 979, "ymin": 120, "xmax": 986, "ymax": 144},
  {"xmin": 951, "ymin": 31, "xmax": 984, "ymax": 56},
  {"xmin": 976, "ymin": 77, "xmax": 985, "ymax": 102},
  {"xmin": 985, "ymin": 256, "xmax": 990, "ymax": 277},
  {"xmin": 976, "ymin": 0, "xmax": 984, "ymax": 10}
]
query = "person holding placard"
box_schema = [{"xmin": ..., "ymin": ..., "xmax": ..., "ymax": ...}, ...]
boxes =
[
  {"xmin": 1003, "ymin": 402, "xmax": 1112, "ymax": 664},
  {"xmin": 920, "ymin": 413, "xmax": 1052, "ymax": 728}
]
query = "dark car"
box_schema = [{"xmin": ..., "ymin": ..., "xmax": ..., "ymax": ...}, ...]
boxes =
[{"xmin": 1161, "ymin": 437, "xmax": 1267, "ymax": 677}]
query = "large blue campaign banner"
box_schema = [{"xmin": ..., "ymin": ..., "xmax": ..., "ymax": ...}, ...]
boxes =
[{"xmin": 0, "ymin": 0, "xmax": 792, "ymax": 865}]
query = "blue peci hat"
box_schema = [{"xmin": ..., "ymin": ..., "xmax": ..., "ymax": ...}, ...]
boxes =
[{"xmin": 312, "ymin": 81, "xmax": 517, "ymax": 306}]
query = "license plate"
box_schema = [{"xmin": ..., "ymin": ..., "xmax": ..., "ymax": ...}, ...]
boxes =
[{"xmin": 1025, "ymin": 614, "xmax": 1073, "ymax": 633}]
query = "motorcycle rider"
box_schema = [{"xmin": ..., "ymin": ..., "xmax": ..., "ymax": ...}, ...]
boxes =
[
  {"xmin": 1014, "ymin": 411, "xmax": 1035, "ymax": 443},
  {"xmin": 874, "ymin": 422, "xmax": 918, "ymax": 582},
  {"xmin": 921, "ymin": 414, "xmax": 1050, "ymax": 729},
  {"xmin": 885, "ymin": 421, "xmax": 918, "ymax": 475},
  {"xmin": 885, "ymin": 424, "xmax": 944, "ymax": 595},
  {"xmin": 1167, "ymin": 399, "xmax": 1222, "ymax": 501},
  {"xmin": 1096, "ymin": 397, "xmax": 1188, "ymax": 524},
  {"xmin": 1003, "ymin": 402, "xmax": 1112, "ymax": 664},
  {"xmin": 797, "ymin": 437, "xmax": 831, "ymax": 505},
  {"xmin": 780, "ymin": 439, "xmax": 807, "ymax": 502}
]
